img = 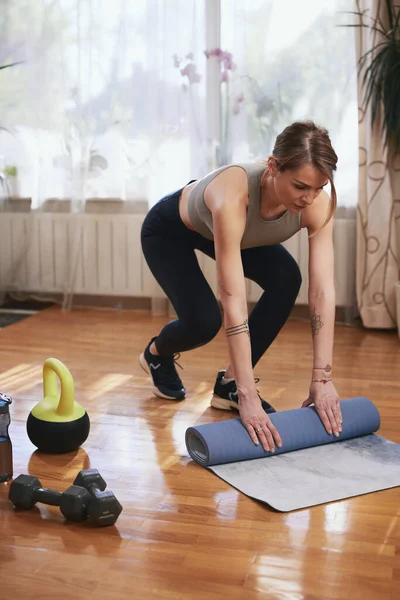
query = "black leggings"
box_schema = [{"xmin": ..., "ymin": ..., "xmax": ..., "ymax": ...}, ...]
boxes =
[{"xmin": 141, "ymin": 186, "xmax": 302, "ymax": 367}]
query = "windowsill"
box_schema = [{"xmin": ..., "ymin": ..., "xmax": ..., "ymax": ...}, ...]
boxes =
[
  {"xmin": 0, "ymin": 197, "xmax": 149, "ymax": 214},
  {"xmin": 1, "ymin": 197, "xmax": 356, "ymax": 218}
]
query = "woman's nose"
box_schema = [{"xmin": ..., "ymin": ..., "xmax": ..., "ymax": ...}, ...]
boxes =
[{"xmin": 302, "ymin": 191, "xmax": 319, "ymax": 205}]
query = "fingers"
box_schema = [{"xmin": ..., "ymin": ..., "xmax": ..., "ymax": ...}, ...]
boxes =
[
  {"xmin": 267, "ymin": 421, "xmax": 283, "ymax": 449},
  {"xmin": 318, "ymin": 404, "xmax": 343, "ymax": 437},
  {"xmin": 317, "ymin": 408, "xmax": 333, "ymax": 435},
  {"xmin": 304, "ymin": 392, "xmax": 343, "ymax": 436},
  {"xmin": 332, "ymin": 402, "xmax": 343, "ymax": 434},
  {"xmin": 246, "ymin": 420, "xmax": 283, "ymax": 453},
  {"xmin": 325, "ymin": 407, "xmax": 340, "ymax": 437},
  {"xmin": 246, "ymin": 425, "xmax": 260, "ymax": 447},
  {"xmin": 257, "ymin": 426, "xmax": 275, "ymax": 453}
]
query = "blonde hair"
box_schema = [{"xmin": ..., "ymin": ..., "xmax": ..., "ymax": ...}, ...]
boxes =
[{"xmin": 271, "ymin": 121, "xmax": 338, "ymax": 230}]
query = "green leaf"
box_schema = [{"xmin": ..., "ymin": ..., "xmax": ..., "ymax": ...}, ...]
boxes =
[
  {"xmin": 349, "ymin": 0, "xmax": 400, "ymax": 154},
  {"xmin": 341, "ymin": 23, "xmax": 388, "ymax": 37},
  {"xmin": 358, "ymin": 42, "xmax": 389, "ymax": 71},
  {"xmin": 0, "ymin": 61, "xmax": 24, "ymax": 71},
  {"xmin": 394, "ymin": 5, "xmax": 400, "ymax": 35},
  {"xmin": 0, "ymin": 126, "xmax": 13, "ymax": 135},
  {"xmin": 385, "ymin": 0, "xmax": 394, "ymax": 31}
]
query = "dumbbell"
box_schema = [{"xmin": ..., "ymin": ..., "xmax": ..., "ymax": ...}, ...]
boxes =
[
  {"xmin": 73, "ymin": 469, "xmax": 122, "ymax": 527},
  {"xmin": 9, "ymin": 474, "xmax": 91, "ymax": 522}
]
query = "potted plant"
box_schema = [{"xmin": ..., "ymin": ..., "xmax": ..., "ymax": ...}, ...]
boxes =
[
  {"xmin": 344, "ymin": 1, "xmax": 400, "ymax": 335},
  {"xmin": 4, "ymin": 165, "xmax": 19, "ymax": 197},
  {"xmin": 0, "ymin": 61, "xmax": 24, "ymax": 199},
  {"xmin": 344, "ymin": 1, "xmax": 400, "ymax": 151}
]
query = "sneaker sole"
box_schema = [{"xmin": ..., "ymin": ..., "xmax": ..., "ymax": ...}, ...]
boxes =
[
  {"xmin": 210, "ymin": 394, "xmax": 238, "ymax": 411},
  {"xmin": 139, "ymin": 353, "xmax": 186, "ymax": 401}
]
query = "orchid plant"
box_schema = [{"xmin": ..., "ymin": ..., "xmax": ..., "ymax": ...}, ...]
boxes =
[
  {"xmin": 0, "ymin": 60, "xmax": 24, "ymax": 198},
  {"xmin": 173, "ymin": 47, "xmax": 245, "ymax": 167}
]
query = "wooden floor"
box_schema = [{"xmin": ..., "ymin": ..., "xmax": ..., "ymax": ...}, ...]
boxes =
[{"xmin": 0, "ymin": 306, "xmax": 399, "ymax": 600}]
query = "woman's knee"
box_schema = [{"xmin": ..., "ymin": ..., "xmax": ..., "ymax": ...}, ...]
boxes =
[
  {"xmin": 184, "ymin": 309, "xmax": 222, "ymax": 344},
  {"xmin": 286, "ymin": 256, "xmax": 302, "ymax": 294},
  {"xmin": 268, "ymin": 246, "xmax": 302, "ymax": 294}
]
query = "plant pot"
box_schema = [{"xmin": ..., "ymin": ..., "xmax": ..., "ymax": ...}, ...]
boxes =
[{"xmin": 8, "ymin": 176, "xmax": 19, "ymax": 198}]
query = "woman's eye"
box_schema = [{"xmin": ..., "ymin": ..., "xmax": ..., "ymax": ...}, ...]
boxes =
[{"xmin": 294, "ymin": 184, "xmax": 306, "ymax": 190}]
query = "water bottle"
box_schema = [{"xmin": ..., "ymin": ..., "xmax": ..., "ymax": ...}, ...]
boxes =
[{"xmin": 0, "ymin": 392, "xmax": 13, "ymax": 483}]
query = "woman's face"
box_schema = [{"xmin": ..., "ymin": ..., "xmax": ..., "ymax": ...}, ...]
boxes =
[{"xmin": 269, "ymin": 159, "xmax": 329, "ymax": 213}]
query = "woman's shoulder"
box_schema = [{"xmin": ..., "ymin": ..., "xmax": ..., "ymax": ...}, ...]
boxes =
[
  {"xmin": 205, "ymin": 164, "xmax": 248, "ymax": 193},
  {"xmin": 204, "ymin": 162, "xmax": 264, "ymax": 189},
  {"xmin": 301, "ymin": 189, "xmax": 333, "ymax": 232},
  {"xmin": 203, "ymin": 165, "xmax": 251, "ymax": 212}
]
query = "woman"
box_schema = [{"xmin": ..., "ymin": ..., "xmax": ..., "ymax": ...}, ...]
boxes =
[{"xmin": 140, "ymin": 121, "xmax": 343, "ymax": 453}]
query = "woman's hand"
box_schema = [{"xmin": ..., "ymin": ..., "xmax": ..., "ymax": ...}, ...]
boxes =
[
  {"xmin": 239, "ymin": 393, "xmax": 282, "ymax": 452},
  {"xmin": 302, "ymin": 380, "xmax": 342, "ymax": 437}
]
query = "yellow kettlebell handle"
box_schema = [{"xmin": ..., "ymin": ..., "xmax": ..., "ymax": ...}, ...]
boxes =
[
  {"xmin": 30, "ymin": 358, "xmax": 86, "ymax": 423},
  {"xmin": 43, "ymin": 358, "xmax": 75, "ymax": 417}
]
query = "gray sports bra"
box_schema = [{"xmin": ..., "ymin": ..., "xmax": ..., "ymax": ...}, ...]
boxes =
[{"xmin": 187, "ymin": 163, "xmax": 301, "ymax": 249}]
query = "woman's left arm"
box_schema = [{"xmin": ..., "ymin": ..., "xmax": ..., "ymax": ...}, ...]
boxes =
[{"xmin": 301, "ymin": 191, "xmax": 342, "ymax": 437}]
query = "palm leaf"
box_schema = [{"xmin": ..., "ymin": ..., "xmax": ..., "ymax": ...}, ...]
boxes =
[
  {"xmin": 0, "ymin": 61, "xmax": 24, "ymax": 71},
  {"xmin": 364, "ymin": 49, "xmax": 390, "ymax": 128},
  {"xmin": 342, "ymin": 2, "xmax": 400, "ymax": 153},
  {"xmin": 340, "ymin": 9, "xmax": 386, "ymax": 32},
  {"xmin": 361, "ymin": 46, "xmax": 388, "ymax": 106},
  {"xmin": 385, "ymin": 0, "xmax": 394, "ymax": 31},
  {"xmin": 360, "ymin": 44, "xmax": 389, "ymax": 83},
  {"xmin": 394, "ymin": 4, "xmax": 400, "ymax": 33},
  {"xmin": 341, "ymin": 23, "xmax": 389, "ymax": 37},
  {"xmin": 339, "ymin": 8, "xmax": 391, "ymax": 37},
  {"xmin": 357, "ymin": 41, "xmax": 390, "ymax": 70},
  {"xmin": 382, "ymin": 45, "xmax": 400, "ymax": 151},
  {"xmin": 0, "ymin": 126, "xmax": 14, "ymax": 135}
]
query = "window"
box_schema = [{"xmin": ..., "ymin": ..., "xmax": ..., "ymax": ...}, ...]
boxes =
[
  {"xmin": 220, "ymin": 0, "xmax": 358, "ymax": 207},
  {"xmin": 0, "ymin": 0, "xmax": 357, "ymax": 207}
]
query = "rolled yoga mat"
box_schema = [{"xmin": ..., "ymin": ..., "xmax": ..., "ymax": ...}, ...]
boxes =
[{"xmin": 185, "ymin": 397, "xmax": 400, "ymax": 512}]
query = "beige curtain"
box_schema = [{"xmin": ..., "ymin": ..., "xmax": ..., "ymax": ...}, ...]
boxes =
[{"xmin": 356, "ymin": 0, "xmax": 400, "ymax": 329}]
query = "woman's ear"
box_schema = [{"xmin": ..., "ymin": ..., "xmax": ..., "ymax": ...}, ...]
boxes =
[{"xmin": 267, "ymin": 156, "xmax": 278, "ymax": 177}]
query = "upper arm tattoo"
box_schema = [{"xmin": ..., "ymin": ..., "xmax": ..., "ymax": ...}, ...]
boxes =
[
  {"xmin": 311, "ymin": 308, "xmax": 324, "ymax": 336},
  {"xmin": 225, "ymin": 319, "xmax": 250, "ymax": 337}
]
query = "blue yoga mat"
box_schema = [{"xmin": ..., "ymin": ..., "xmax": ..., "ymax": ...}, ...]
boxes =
[{"xmin": 185, "ymin": 397, "xmax": 381, "ymax": 467}]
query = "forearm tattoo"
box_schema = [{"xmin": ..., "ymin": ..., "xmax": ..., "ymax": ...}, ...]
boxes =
[
  {"xmin": 314, "ymin": 364, "xmax": 332, "ymax": 372},
  {"xmin": 218, "ymin": 280, "xmax": 232, "ymax": 296},
  {"xmin": 311, "ymin": 308, "xmax": 324, "ymax": 336},
  {"xmin": 225, "ymin": 319, "xmax": 250, "ymax": 338}
]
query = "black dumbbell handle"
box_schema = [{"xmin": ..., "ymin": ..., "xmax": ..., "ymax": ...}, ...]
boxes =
[
  {"xmin": 33, "ymin": 487, "xmax": 63, "ymax": 506},
  {"xmin": 86, "ymin": 484, "xmax": 104, "ymax": 499},
  {"xmin": 88, "ymin": 488, "xmax": 115, "ymax": 502}
]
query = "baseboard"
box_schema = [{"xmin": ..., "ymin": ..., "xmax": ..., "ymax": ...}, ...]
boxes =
[{"xmin": 32, "ymin": 293, "xmax": 358, "ymax": 325}]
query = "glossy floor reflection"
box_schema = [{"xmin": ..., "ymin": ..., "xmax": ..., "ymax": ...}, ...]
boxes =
[{"xmin": 0, "ymin": 307, "xmax": 399, "ymax": 599}]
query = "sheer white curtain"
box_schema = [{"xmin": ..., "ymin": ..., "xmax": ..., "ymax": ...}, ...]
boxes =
[
  {"xmin": 0, "ymin": 0, "xmax": 207, "ymax": 307},
  {"xmin": 0, "ymin": 0, "xmax": 359, "ymax": 312},
  {"xmin": 215, "ymin": 0, "xmax": 359, "ymax": 209}
]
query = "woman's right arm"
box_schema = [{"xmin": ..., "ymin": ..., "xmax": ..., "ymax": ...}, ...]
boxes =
[{"xmin": 206, "ymin": 169, "xmax": 282, "ymax": 452}]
